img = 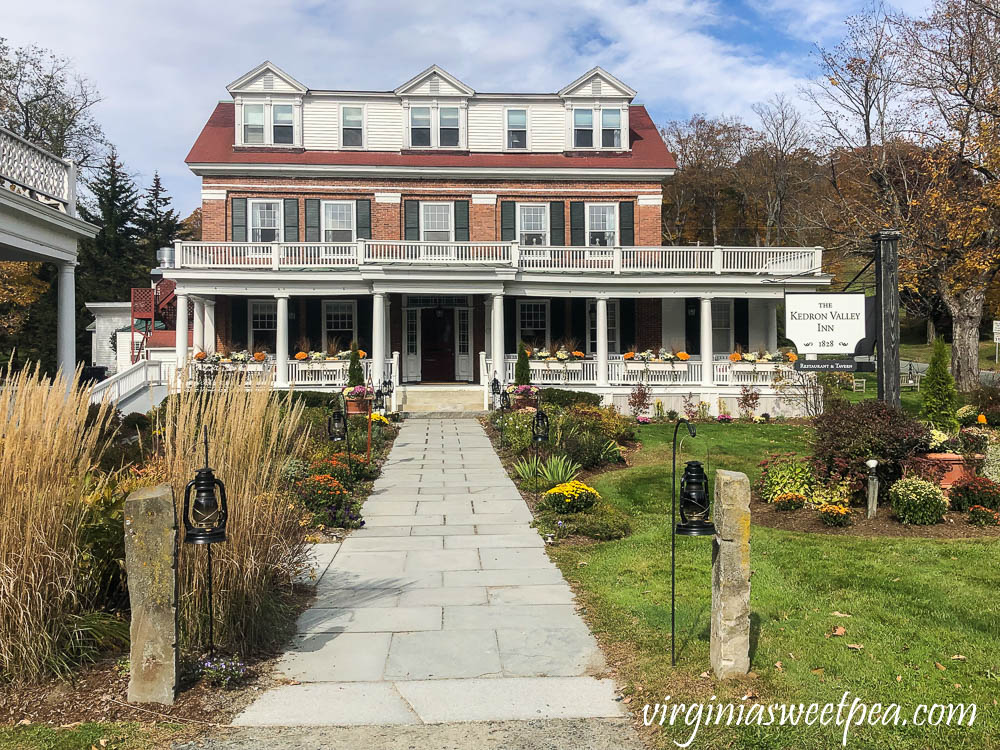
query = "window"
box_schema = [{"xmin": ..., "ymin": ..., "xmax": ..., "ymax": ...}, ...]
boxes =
[
  {"xmin": 249, "ymin": 300, "xmax": 277, "ymax": 351},
  {"xmin": 517, "ymin": 301, "xmax": 549, "ymax": 348},
  {"xmin": 507, "ymin": 109, "xmax": 527, "ymax": 149},
  {"xmin": 244, "ymin": 103, "xmax": 264, "ymax": 144},
  {"xmin": 601, "ymin": 109, "xmax": 621, "ymax": 148},
  {"xmin": 410, "ymin": 107, "xmax": 431, "ymax": 147},
  {"xmin": 272, "ymin": 104, "xmax": 294, "ymax": 144},
  {"xmin": 587, "ymin": 204, "xmax": 617, "ymax": 246},
  {"xmin": 518, "ymin": 204, "xmax": 548, "ymax": 246},
  {"xmin": 457, "ymin": 308, "xmax": 470, "ymax": 355},
  {"xmin": 250, "ymin": 200, "xmax": 281, "ymax": 242},
  {"xmin": 342, "ymin": 106, "xmax": 363, "ymax": 147},
  {"xmin": 574, "ymin": 109, "xmax": 593, "ymax": 148},
  {"xmin": 406, "ymin": 308, "xmax": 418, "ymax": 355},
  {"xmin": 421, "ymin": 203, "xmax": 452, "ymax": 242},
  {"xmin": 323, "ymin": 300, "xmax": 357, "ymax": 352},
  {"xmin": 712, "ymin": 299, "xmax": 732, "ymax": 355},
  {"xmin": 322, "ymin": 201, "xmax": 354, "ymax": 242},
  {"xmin": 439, "ymin": 107, "xmax": 460, "ymax": 147},
  {"xmin": 587, "ymin": 300, "xmax": 620, "ymax": 354}
]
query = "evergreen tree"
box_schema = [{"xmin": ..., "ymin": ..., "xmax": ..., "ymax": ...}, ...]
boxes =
[
  {"xmin": 135, "ymin": 172, "xmax": 183, "ymax": 262},
  {"xmin": 347, "ymin": 340, "xmax": 364, "ymax": 387},
  {"xmin": 515, "ymin": 341, "xmax": 531, "ymax": 385},
  {"xmin": 920, "ymin": 337, "xmax": 959, "ymax": 432}
]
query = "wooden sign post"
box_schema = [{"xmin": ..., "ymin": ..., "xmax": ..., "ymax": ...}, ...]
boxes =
[{"xmin": 873, "ymin": 230, "xmax": 901, "ymax": 409}]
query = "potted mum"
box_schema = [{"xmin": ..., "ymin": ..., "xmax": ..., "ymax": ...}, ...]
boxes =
[
  {"xmin": 506, "ymin": 383, "xmax": 540, "ymax": 409},
  {"xmin": 343, "ymin": 341, "xmax": 373, "ymax": 414}
]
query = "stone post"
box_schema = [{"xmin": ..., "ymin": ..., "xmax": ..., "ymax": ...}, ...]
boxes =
[
  {"xmin": 124, "ymin": 484, "xmax": 178, "ymax": 705},
  {"xmin": 711, "ymin": 470, "xmax": 751, "ymax": 679}
]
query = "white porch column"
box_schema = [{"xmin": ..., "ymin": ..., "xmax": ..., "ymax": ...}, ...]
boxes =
[
  {"xmin": 204, "ymin": 299, "xmax": 216, "ymax": 354},
  {"xmin": 700, "ymin": 297, "xmax": 714, "ymax": 388},
  {"xmin": 372, "ymin": 292, "xmax": 386, "ymax": 384},
  {"xmin": 175, "ymin": 292, "xmax": 189, "ymax": 371},
  {"xmin": 275, "ymin": 294, "xmax": 289, "ymax": 387},
  {"xmin": 193, "ymin": 299, "xmax": 206, "ymax": 354},
  {"xmin": 767, "ymin": 299, "xmax": 778, "ymax": 351},
  {"xmin": 491, "ymin": 292, "xmax": 505, "ymax": 382},
  {"xmin": 596, "ymin": 297, "xmax": 609, "ymax": 387},
  {"xmin": 56, "ymin": 261, "xmax": 76, "ymax": 381}
]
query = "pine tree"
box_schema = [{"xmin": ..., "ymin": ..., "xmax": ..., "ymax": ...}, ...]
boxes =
[
  {"xmin": 135, "ymin": 172, "xmax": 183, "ymax": 262},
  {"xmin": 515, "ymin": 341, "xmax": 531, "ymax": 385},
  {"xmin": 920, "ymin": 337, "xmax": 959, "ymax": 432},
  {"xmin": 347, "ymin": 340, "xmax": 364, "ymax": 387}
]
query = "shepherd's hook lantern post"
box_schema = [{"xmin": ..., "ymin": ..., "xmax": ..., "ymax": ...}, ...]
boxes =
[
  {"xmin": 532, "ymin": 406, "xmax": 549, "ymax": 503},
  {"xmin": 183, "ymin": 425, "xmax": 228, "ymax": 657},
  {"xmin": 327, "ymin": 394, "xmax": 353, "ymax": 480}
]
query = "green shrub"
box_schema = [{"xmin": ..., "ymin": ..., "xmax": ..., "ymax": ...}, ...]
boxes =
[
  {"xmin": 540, "ymin": 480, "xmax": 600, "ymax": 514},
  {"xmin": 566, "ymin": 404, "xmax": 634, "ymax": 442},
  {"xmin": 890, "ymin": 477, "xmax": 947, "ymax": 525},
  {"xmin": 512, "ymin": 453, "xmax": 545, "ymax": 490},
  {"xmin": 810, "ymin": 478, "xmax": 852, "ymax": 508},
  {"xmin": 968, "ymin": 504, "xmax": 1000, "ymax": 527},
  {"xmin": 920, "ymin": 338, "xmax": 958, "ymax": 431},
  {"xmin": 818, "ymin": 503, "xmax": 852, "ymax": 527},
  {"xmin": 347, "ymin": 340, "xmax": 364, "ymax": 387},
  {"xmin": 538, "ymin": 502, "xmax": 632, "ymax": 540},
  {"xmin": 947, "ymin": 476, "xmax": 1000, "ymax": 512},
  {"xmin": 756, "ymin": 453, "xmax": 813, "ymax": 502},
  {"xmin": 540, "ymin": 454, "xmax": 581, "ymax": 486},
  {"xmin": 515, "ymin": 341, "xmax": 531, "ymax": 385},
  {"xmin": 539, "ymin": 388, "xmax": 602, "ymax": 408},
  {"xmin": 561, "ymin": 430, "xmax": 611, "ymax": 469},
  {"xmin": 982, "ymin": 439, "xmax": 1000, "ymax": 483},
  {"xmin": 956, "ymin": 404, "xmax": 978, "ymax": 427},
  {"xmin": 773, "ymin": 492, "xmax": 806, "ymax": 511}
]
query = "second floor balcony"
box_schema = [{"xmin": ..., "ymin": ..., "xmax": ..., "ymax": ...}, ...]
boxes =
[{"xmin": 171, "ymin": 239, "xmax": 824, "ymax": 277}]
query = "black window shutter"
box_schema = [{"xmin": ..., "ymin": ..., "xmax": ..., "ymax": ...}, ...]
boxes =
[
  {"xmin": 735, "ymin": 299, "xmax": 749, "ymax": 351},
  {"xmin": 232, "ymin": 198, "xmax": 247, "ymax": 242},
  {"xmin": 569, "ymin": 201, "xmax": 585, "ymax": 246},
  {"xmin": 549, "ymin": 201, "xmax": 565, "ymax": 246},
  {"xmin": 231, "ymin": 297, "xmax": 248, "ymax": 349},
  {"xmin": 619, "ymin": 201, "xmax": 635, "ymax": 246},
  {"xmin": 685, "ymin": 298, "xmax": 700, "ymax": 355},
  {"xmin": 500, "ymin": 201, "xmax": 516, "ymax": 241},
  {"xmin": 454, "ymin": 200, "xmax": 470, "ymax": 241},
  {"xmin": 305, "ymin": 199, "xmax": 320, "ymax": 242},
  {"xmin": 356, "ymin": 199, "xmax": 372, "ymax": 239},
  {"xmin": 283, "ymin": 198, "xmax": 298, "ymax": 242},
  {"xmin": 404, "ymin": 200, "xmax": 420, "ymax": 241}
]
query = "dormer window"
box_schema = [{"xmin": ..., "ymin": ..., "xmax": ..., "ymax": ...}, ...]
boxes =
[
  {"xmin": 574, "ymin": 109, "xmax": 594, "ymax": 148},
  {"xmin": 342, "ymin": 106, "xmax": 363, "ymax": 148},
  {"xmin": 244, "ymin": 104, "xmax": 265, "ymax": 144},
  {"xmin": 272, "ymin": 104, "xmax": 294, "ymax": 144},
  {"xmin": 439, "ymin": 107, "xmax": 460, "ymax": 147},
  {"xmin": 410, "ymin": 107, "xmax": 431, "ymax": 147},
  {"xmin": 507, "ymin": 109, "xmax": 527, "ymax": 149},
  {"xmin": 601, "ymin": 109, "xmax": 621, "ymax": 148}
]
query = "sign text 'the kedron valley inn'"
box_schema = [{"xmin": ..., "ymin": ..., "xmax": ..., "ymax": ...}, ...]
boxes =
[{"xmin": 784, "ymin": 293, "xmax": 866, "ymax": 355}]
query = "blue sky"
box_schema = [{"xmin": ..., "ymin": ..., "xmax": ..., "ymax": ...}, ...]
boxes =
[{"xmin": 3, "ymin": 0, "xmax": 927, "ymax": 215}]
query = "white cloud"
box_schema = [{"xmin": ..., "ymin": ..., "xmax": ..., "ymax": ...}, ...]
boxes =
[{"xmin": 3, "ymin": 0, "xmax": 824, "ymax": 212}]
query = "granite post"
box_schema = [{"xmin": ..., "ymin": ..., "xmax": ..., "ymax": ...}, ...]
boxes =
[
  {"xmin": 124, "ymin": 484, "xmax": 178, "ymax": 705},
  {"xmin": 711, "ymin": 470, "xmax": 751, "ymax": 679}
]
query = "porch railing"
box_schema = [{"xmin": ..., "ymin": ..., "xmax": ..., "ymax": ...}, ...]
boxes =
[
  {"xmin": 171, "ymin": 239, "xmax": 823, "ymax": 276},
  {"xmin": 0, "ymin": 125, "xmax": 77, "ymax": 215}
]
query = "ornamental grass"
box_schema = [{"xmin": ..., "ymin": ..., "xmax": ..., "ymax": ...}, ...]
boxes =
[
  {"xmin": 157, "ymin": 371, "xmax": 310, "ymax": 655},
  {"xmin": 0, "ymin": 365, "xmax": 118, "ymax": 682}
]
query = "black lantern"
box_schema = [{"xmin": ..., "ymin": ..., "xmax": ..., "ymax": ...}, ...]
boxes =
[
  {"xmin": 374, "ymin": 385, "xmax": 386, "ymax": 413},
  {"xmin": 184, "ymin": 427, "xmax": 228, "ymax": 545},
  {"xmin": 499, "ymin": 389, "xmax": 510, "ymax": 410},
  {"xmin": 490, "ymin": 373, "xmax": 502, "ymax": 409},
  {"xmin": 532, "ymin": 408, "xmax": 549, "ymax": 443},
  {"xmin": 327, "ymin": 398, "xmax": 347, "ymax": 442},
  {"xmin": 676, "ymin": 460, "xmax": 716, "ymax": 536}
]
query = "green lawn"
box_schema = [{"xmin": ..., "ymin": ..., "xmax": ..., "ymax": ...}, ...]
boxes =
[
  {"xmin": 842, "ymin": 373, "xmax": 925, "ymax": 415},
  {"xmin": 0, "ymin": 722, "xmax": 187, "ymax": 750},
  {"xmin": 899, "ymin": 340, "xmax": 998, "ymax": 370},
  {"xmin": 549, "ymin": 422, "xmax": 1000, "ymax": 750}
]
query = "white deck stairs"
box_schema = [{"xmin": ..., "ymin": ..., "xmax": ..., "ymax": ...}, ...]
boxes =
[{"xmin": 398, "ymin": 384, "xmax": 486, "ymax": 418}]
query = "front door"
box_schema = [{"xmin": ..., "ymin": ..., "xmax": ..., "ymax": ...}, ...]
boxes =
[{"xmin": 420, "ymin": 306, "xmax": 455, "ymax": 381}]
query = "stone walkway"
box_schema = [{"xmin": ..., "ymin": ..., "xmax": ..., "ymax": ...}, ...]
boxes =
[{"xmin": 234, "ymin": 418, "xmax": 625, "ymax": 727}]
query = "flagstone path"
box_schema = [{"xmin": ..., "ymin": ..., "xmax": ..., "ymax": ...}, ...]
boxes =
[{"xmin": 233, "ymin": 418, "xmax": 626, "ymax": 728}]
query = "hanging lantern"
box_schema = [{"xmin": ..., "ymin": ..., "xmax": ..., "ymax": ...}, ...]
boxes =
[
  {"xmin": 532, "ymin": 407, "xmax": 549, "ymax": 443},
  {"xmin": 676, "ymin": 460, "xmax": 716, "ymax": 536},
  {"xmin": 381, "ymin": 378, "xmax": 394, "ymax": 398},
  {"xmin": 374, "ymin": 385, "xmax": 386, "ymax": 412},
  {"xmin": 183, "ymin": 430, "xmax": 228, "ymax": 545},
  {"xmin": 499, "ymin": 390, "xmax": 511, "ymax": 410},
  {"xmin": 327, "ymin": 397, "xmax": 347, "ymax": 442}
]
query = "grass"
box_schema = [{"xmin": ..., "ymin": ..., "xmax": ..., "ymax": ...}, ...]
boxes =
[
  {"xmin": 548, "ymin": 422, "xmax": 1000, "ymax": 750},
  {"xmin": 0, "ymin": 722, "xmax": 186, "ymax": 750},
  {"xmin": 899, "ymin": 340, "xmax": 998, "ymax": 370}
]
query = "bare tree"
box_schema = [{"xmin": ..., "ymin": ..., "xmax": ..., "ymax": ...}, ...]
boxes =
[{"xmin": 750, "ymin": 95, "xmax": 811, "ymax": 245}]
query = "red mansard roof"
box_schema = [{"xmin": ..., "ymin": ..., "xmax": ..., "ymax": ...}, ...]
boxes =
[{"xmin": 185, "ymin": 102, "xmax": 676, "ymax": 171}]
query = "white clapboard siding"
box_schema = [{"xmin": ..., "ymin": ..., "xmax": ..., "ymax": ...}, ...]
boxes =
[
  {"xmin": 467, "ymin": 100, "xmax": 504, "ymax": 151},
  {"xmin": 527, "ymin": 101, "xmax": 566, "ymax": 152},
  {"xmin": 407, "ymin": 74, "xmax": 467, "ymax": 97},
  {"xmin": 366, "ymin": 101, "xmax": 404, "ymax": 150},
  {"xmin": 302, "ymin": 100, "xmax": 339, "ymax": 150},
  {"xmin": 241, "ymin": 70, "xmax": 299, "ymax": 93}
]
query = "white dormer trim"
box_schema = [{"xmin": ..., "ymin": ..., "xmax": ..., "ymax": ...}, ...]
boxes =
[
  {"xmin": 394, "ymin": 65, "xmax": 475, "ymax": 97},
  {"xmin": 558, "ymin": 66, "xmax": 637, "ymax": 99},
  {"xmin": 227, "ymin": 61, "xmax": 308, "ymax": 94}
]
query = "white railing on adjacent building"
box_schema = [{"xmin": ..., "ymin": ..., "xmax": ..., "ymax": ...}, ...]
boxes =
[
  {"xmin": 0, "ymin": 125, "xmax": 76, "ymax": 215},
  {"xmin": 89, "ymin": 359, "xmax": 167, "ymax": 405},
  {"xmin": 172, "ymin": 239, "xmax": 823, "ymax": 276}
]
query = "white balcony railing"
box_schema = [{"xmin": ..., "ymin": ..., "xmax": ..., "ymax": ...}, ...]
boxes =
[
  {"xmin": 0, "ymin": 125, "xmax": 77, "ymax": 215},
  {"xmin": 172, "ymin": 239, "xmax": 823, "ymax": 276}
]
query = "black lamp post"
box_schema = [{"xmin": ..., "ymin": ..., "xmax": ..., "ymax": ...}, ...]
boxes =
[
  {"xmin": 327, "ymin": 394, "xmax": 353, "ymax": 479},
  {"xmin": 184, "ymin": 426, "xmax": 228, "ymax": 656},
  {"xmin": 498, "ymin": 389, "xmax": 511, "ymax": 449},
  {"xmin": 532, "ymin": 407, "xmax": 549, "ymax": 503}
]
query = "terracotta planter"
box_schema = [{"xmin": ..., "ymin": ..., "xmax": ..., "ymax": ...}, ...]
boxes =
[
  {"xmin": 346, "ymin": 398, "xmax": 372, "ymax": 415},
  {"xmin": 511, "ymin": 395, "xmax": 536, "ymax": 410},
  {"xmin": 912, "ymin": 452, "xmax": 980, "ymax": 489}
]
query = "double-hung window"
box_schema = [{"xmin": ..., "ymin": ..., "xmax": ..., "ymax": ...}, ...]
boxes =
[
  {"xmin": 712, "ymin": 299, "xmax": 732, "ymax": 355},
  {"xmin": 507, "ymin": 109, "xmax": 527, "ymax": 149},
  {"xmin": 601, "ymin": 109, "xmax": 621, "ymax": 148},
  {"xmin": 250, "ymin": 200, "xmax": 281, "ymax": 242},
  {"xmin": 410, "ymin": 107, "xmax": 431, "ymax": 147},
  {"xmin": 573, "ymin": 109, "xmax": 593, "ymax": 148},
  {"xmin": 518, "ymin": 204, "xmax": 548, "ymax": 246},
  {"xmin": 439, "ymin": 107, "xmax": 460, "ymax": 147},
  {"xmin": 249, "ymin": 300, "xmax": 277, "ymax": 351},
  {"xmin": 342, "ymin": 106, "xmax": 363, "ymax": 147},
  {"xmin": 272, "ymin": 104, "xmax": 294, "ymax": 144},
  {"xmin": 323, "ymin": 300, "xmax": 357, "ymax": 352},
  {"xmin": 587, "ymin": 204, "xmax": 617, "ymax": 246},
  {"xmin": 587, "ymin": 300, "xmax": 620, "ymax": 355},
  {"xmin": 244, "ymin": 103, "xmax": 265, "ymax": 144},
  {"xmin": 322, "ymin": 201, "xmax": 354, "ymax": 242},
  {"xmin": 421, "ymin": 203, "xmax": 453, "ymax": 242},
  {"xmin": 517, "ymin": 301, "xmax": 549, "ymax": 348}
]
